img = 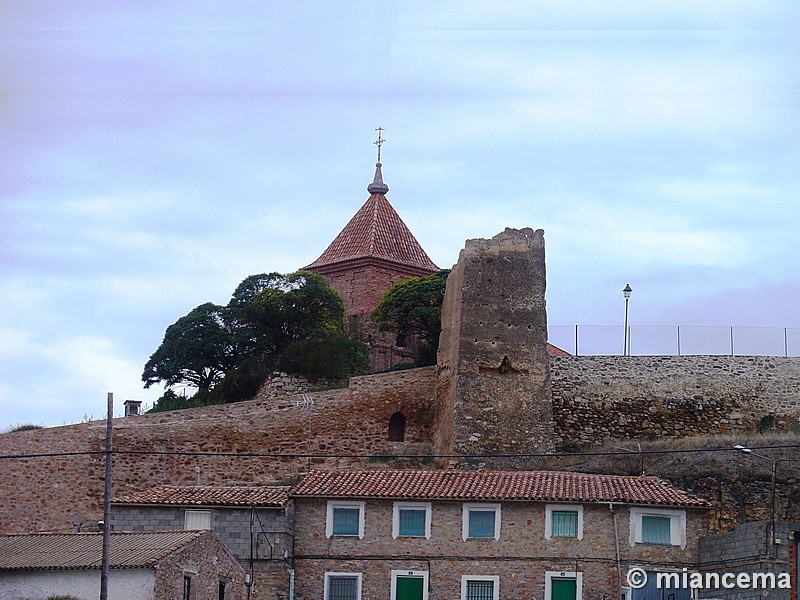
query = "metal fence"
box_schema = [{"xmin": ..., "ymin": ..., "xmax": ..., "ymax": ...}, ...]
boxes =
[{"xmin": 548, "ymin": 325, "xmax": 800, "ymax": 357}]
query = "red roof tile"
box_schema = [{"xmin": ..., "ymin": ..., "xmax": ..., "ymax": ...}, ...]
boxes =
[
  {"xmin": 113, "ymin": 485, "xmax": 289, "ymax": 508},
  {"xmin": 305, "ymin": 193, "xmax": 438, "ymax": 272},
  {"xmin": 291, "ymin": 469, "xmax": 710, "ymax": 508},
  {"xmin": 546, "ymin": 343, "xmax": 571, "ymax": 357}
]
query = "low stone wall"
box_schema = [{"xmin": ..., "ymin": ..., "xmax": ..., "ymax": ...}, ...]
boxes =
[{"xmin": 551, "ymin": 355, "xmax": 800, "ymax": 447}]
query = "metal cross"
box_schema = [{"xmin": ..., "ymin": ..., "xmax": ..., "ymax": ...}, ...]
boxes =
[{"xmin": 374, "ymin": 126, "xmax": 386, "ymax": 162}]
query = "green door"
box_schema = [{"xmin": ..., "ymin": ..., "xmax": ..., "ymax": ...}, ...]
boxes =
[
  {"xmin": 396, "ymin": 576, "xmax": 424, "ymax": 600},
  {"xmin": 551, "ymin": 578, "xmax": 577, "ymax": 600}
]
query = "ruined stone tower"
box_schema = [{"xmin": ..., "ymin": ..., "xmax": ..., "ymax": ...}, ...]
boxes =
[
  {"xmin": 304, "ymin": 160, "xmax": 439, "ymax": 371},
  {"xmin": 435, "ymin": 227, "xmax": 555, "ymax": 465}
]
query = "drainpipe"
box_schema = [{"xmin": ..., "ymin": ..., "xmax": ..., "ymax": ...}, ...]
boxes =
[
  {"xmin": 609, "ymin": 503, "xmax": 622, "ymax": 590},
  {"xmin": 288, "ymin": 568, "xmax": 295, "ymax": 600}
]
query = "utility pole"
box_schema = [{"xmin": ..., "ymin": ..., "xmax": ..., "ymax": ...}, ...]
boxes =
[{"xmin": 100, "ymin": 392, "xmax": 113, "ymax": 600}]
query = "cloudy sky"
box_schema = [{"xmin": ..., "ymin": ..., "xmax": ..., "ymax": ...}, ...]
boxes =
[{"xmin": 2, "ymin": 1, "xmax": 798, "ymax": 427}]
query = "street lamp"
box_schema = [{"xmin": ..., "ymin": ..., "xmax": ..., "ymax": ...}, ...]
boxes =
[
  {"xmin": 622, "ymin": 284, "xmax": 632, "ymax": 356},
  {"xmin": 734, "ymin": 444, "xmax": 776, "ymax": 555}
]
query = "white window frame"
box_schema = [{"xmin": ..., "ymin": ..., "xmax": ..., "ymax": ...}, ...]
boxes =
[
  {"xmin": 545, "ymin": 504, "xmax": 584, "ymax": 540},
  {"xmin": 326, "ymin": 501, "xmax": 365, "ymax": 538},
  {"xmin": 544, "ymin": 570, "xmax": 583, "ymax": 600},
  {"xmin": 462, "ymin": 503, "xmax": 501, "ymax": 541},
  {"xmin": 461, "ymin": 575, "xmax": 500, "ymax": 600},
  {"xmin": 324, "ymin": 572, "xmax": 362, "ymax": 600},
  {"xmin": 392, "ymin": 502, "xmax": 432, "ymax": 539},
  {"xmin": 184, "ymin": 509, "xmax": 211, "ymax": 530},
  {"xmin": 629, "ymin": 507, "xmax": 686, "ymax": 548},
  {"xmin": 391, "ymin": 569, "xmax": 429, "ymax": 600}
]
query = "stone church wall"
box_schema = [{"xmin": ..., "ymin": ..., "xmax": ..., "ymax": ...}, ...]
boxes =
[{"xmin": 551, "ymin": 354, "xmax": 800, "ymax": 446}]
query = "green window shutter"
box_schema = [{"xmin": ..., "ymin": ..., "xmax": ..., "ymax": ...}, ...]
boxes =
[
  {"xmin": 551, "ymin": 511, "xmax": 578, "ymax": 537},
  {"xmin": 332, "ymin": 507, "xmax": 360, "ymax": 536},
  {"xmin": 396, "ymin": 576, "xmax": 424, "ymax": 600},
  {"xmin": 328, "ymin": 575, "xmax": 358, "ymax": 600},
  {"xmin": 466, "ymin": 580, "xmax": 495, "ymax": 600},
  {"xmin": 398, "ymin": 509, "xmax": 427, "ymax": 537},
  {"xmin": 641, "ymin": 515, "xmax": 672, "ymax": 544},
  {"xmin": 468, "ymin": 510, "xmax": 496, "ymax": 538},
  {"xmin": 551, "ymin": 578, "xmax": 577, "ymax": 600}
]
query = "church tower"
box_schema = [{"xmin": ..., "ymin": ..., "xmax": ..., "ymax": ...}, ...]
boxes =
[{"xmin": 304, "ymin": 130, "xmax": 439, "ymax": 371}]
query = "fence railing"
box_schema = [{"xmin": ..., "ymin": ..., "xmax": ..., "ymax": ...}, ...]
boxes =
[{"xmin": 548, "ymin": 325, "xmax": 800, "ymax": 357}]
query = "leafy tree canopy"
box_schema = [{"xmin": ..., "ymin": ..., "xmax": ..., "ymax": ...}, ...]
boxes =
[
  {"xmin": 142, "ymin": 302, "xmax": 236, "ymax": 391},
  {"xmin": 142, "ymin": 270, "xmax": 367, "ymax": 406},
  {"xmin": 372, "ymin": 269, "xmax": 450, "ymax": 366}
]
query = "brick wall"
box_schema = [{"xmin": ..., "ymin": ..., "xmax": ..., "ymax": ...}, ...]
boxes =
[
  {"xmin": 551, "ymin": 355, "xmax": 800, "ymax": 447},
  {"xmin": 0, "ymin": 367, "xmax": 437, "ymax": 534},
  {"xmin": 292, "ymin": 497, "xmax": 708, "ymax": 599},
  {"xmin": 312, "ymin": 259, "xmax": 435, "ymax": 372}
]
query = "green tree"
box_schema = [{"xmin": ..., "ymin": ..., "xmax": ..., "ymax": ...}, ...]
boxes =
[
  {"xmin": 372, "ymin": 270, "xmax": 450, "ymax": 366},
  {"xmin": 278, "ymin": 320, "xmax": 370, "ymax": 382},
  {"xmin": 142, "ymin": 302, "xmax": 237, "ymax": 391},
  {"xmin": 143, "ymin": 271, "xmax": 368, "ymax": 403}
]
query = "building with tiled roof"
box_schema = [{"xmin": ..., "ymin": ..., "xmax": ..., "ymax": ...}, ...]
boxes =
[
  {"xmin": 113, "ymin": 484, "xmax": 289, "ymax": 508},
  {"xmin": 290, "ymin": 468, "xmax": 711, "ymax": 508},
  {"xmin": 304, "ymin": 138, "xmax": 440, "ymax": 371},
  {"xmin": 0, "ymin": 530, "xmax": 245, "ymax": 599},
  {"xmin": 290, "ymin": 468, "xmax": 710, "ymax": 600},
  {"xmin": 112, "ymin": 485, "xmax": 291, "ymax": 599}
]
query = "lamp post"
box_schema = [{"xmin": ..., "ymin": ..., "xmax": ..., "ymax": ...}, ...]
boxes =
[
  {"xmin": 734, "ymin": 444, "xmax": 776, "ymax": 556},
  {"xmin": 622, "ymin": 284, "xmax": 632, "ymax": 356}
]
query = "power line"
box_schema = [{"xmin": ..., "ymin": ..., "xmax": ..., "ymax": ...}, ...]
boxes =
[{"xmin": 2, "ymin": 443, "xmax": 799, "ymax": 461}]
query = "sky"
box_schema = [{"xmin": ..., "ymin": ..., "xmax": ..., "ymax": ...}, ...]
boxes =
[{"xmin": 1, "ymin": 1, "xmax": 799, "ymax": 427}]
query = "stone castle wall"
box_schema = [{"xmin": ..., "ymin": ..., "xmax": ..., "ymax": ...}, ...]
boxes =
[
  {"xmin": 0, "ymin": 367, "xmax": 437, "ymax": 534},
  {"xmin": 2, "ymin": 353, "xmax": 799, "ymax": 535},
  {"xmin": 551, "ymin": 355, "xmax": 800, "ymax": 446},
  {"xmin": 436, "ymin": 228, "xmax": 555, "ymax": 463}
]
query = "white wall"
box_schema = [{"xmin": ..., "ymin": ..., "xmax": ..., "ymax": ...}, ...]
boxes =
[{"xmin": 0, "ymin": 568, "xmax": 155, "ymax": 600}]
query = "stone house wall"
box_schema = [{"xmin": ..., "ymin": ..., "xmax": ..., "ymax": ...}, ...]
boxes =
[
  {"xmin": 292, "ymin": 497, "xmax": 708, "ymax": 599},
  {"xmin": 152, "ymin": 530, "xmax": 247, "ymax": 600}
]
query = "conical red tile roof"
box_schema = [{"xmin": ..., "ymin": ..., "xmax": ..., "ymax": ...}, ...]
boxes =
[{"xmin": 306, "ymin": 192, "xmax": 438, "ymax": 272}]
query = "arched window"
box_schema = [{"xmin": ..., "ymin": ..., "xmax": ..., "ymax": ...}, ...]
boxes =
[{"xmin": 388, "ymin": 412, "xmax": 406, "ymax": 442}]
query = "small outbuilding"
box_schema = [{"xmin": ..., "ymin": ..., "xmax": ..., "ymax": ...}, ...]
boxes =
[{"xmin": 0, "ymin": 530, "xmax": 245, "ymax": 600}]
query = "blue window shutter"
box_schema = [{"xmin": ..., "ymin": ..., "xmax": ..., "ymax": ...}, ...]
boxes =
[
  {"xmin": 468, "ymin": 510, "xmax": 496, "ymax": 538},
  {"xmin": 398, "ymin": 509, "xmax": 426, "ymax": 536},
  {"xmin": 641, "ymin": 515, "xmax": 671, "ymax": 544},
  {"xmin": 332, "ymin": 507, "xmax": 360, "ymax": 536},
  {"xmin": 551, "ymin": 511, "xmax": 578, "ymax": 537}
]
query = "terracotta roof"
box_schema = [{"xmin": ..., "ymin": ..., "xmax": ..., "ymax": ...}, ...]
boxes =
[
  {"xmin": 113, "ymin": 485, "xmax": 290, "ymax": 508},
  {"xmin": 0, "ymin": 531, "xmax": 206, "ymax": 571},
  {"xmin": 291, "ymin": 469, "xmax": 710, "ymax": 508},
  {"xmin": 305, "ymin": 193, "xmax": 438, "ymax": 272},
  {"xmin": 546, "ymin": 343, "xmax": 571, "ymax": 357}
]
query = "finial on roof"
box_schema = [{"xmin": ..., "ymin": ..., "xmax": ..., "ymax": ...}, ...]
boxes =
[{"xmin": 368, "ymin": 126, "xmax": 389, "ymax": 194}]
